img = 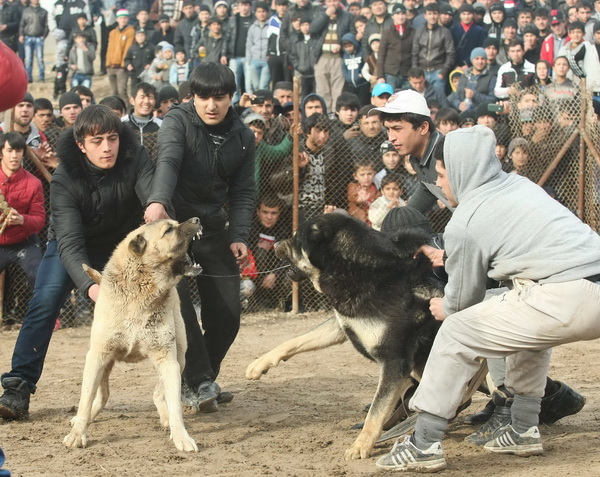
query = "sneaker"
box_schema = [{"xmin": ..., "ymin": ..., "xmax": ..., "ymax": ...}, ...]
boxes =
[
  {"xmin": 484, "ymin": 425, "xmax": 543, "ymax": 456},
  {"xmin": 464, "ymin": 405, "xmax": 511, "ymax": 445},
  {"xmin": 376, "ymin": 435, "xmax": 447, "ymax": 473}
]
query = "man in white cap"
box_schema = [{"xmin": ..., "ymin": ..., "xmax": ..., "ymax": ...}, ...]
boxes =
[{"xmin": 106, "ymin": 9, "xmax": 135, "ymax": 102}]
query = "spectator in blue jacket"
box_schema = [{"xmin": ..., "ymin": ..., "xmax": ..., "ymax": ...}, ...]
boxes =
[
  {"xmin": 451, "ymin": 3, "xmax": 488, "ymax": 67},
  {"xmin": 341, "ymin": 33, "xmax": 370, "ymax": 105}
]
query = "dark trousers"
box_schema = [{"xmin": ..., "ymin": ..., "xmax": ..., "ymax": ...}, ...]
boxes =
[
  {"xmin": 268, "ymin": 54, "xmax": 290, "ymax": 87},
  {"xmin": 188, "ymin": 229, "xmax": 241, "ymax": 378},
  {"xmin": 0, "ymin": 236, "xmax": 42, "ymax": 286}
]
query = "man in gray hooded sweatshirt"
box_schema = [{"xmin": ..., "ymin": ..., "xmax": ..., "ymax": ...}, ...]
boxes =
[{"xmin": 376, "ymin": 125, "xmax": 600, "ymax": 473}]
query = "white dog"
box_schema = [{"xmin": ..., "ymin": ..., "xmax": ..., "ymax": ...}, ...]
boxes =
[{"xmin": 63, "ymin": 218, "xmax": 202, "ymax": 452}]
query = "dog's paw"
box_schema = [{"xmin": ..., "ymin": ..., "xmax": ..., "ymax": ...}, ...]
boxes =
[
  {"xmin": 344, "ymin": 443, "xmax": 372, "ymax": 460},
  {"xmin": 245, "ymin": 355, "xmax": 281, "ymax": 380},
  {"xmin": 170, "ymin": 429, "xmax": 198, "ymax": 452},
  {"xmin": 63, "ymin": 430, "xmax": 88, "ymax": 449}
]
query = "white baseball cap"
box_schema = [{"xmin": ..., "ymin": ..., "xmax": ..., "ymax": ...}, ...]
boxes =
[{"xmin": 369, "ymin": 89, "xmax": 431, "ymax": 117}]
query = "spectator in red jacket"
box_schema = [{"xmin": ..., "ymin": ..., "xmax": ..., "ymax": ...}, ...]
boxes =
[
  {"xmin": 0, "ymin": 131, "xmax": 45, "ymax": 287},
  {"xmin": 540, "ymin": 9, "xmax": 569, "ymax": 66}
]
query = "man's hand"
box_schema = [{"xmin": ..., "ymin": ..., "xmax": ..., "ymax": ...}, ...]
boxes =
[
  {"xmin": 414, "ymin": 245, "xmax": 445, "ymax": 267},
  {"xmin": 220, "ymin": 55, "xmax": 228, "ymax": 65},
  {"xmin": 231, "ymin": 242, "xmax": 248, "ymax": 266},
  {"xmin": 465, "ymin": 87, "xmax": 475, "ymax": 99},
  {"xmin": 88, "ymin": 283, "xmax": 100, "ymax": 303},
  {"xmin": 343, "ymin": 124, "xmax": 360, "ymax": 139},
  {"xmin": 429, "ymin": 297, "xmax": 447, "ymax": 321},
  {"xmin": 261, "ymin": 272, "xmax": 277, "ymax": 289},
  {"xmin": 5, "ymin": 209, "xmax": 24, "ymax": 226},
  {"xmin": 239, "ymin": 92, "xmax": 253, "ymax": 108},
  {"xmin": 144, "ymin": 202, "xmax": 171, "ymax": 223}
]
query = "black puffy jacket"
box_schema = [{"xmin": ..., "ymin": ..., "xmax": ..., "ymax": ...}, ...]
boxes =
[
  {"xmin": 51, "ymin": 127, "xmax": 155, "ymax": 292},
  {"xmin": 148, "ymin": 101, "xmax": 256, "ymax": 245}
]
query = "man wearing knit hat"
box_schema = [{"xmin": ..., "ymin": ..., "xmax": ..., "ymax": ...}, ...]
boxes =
[
  {"xmin": 450, "ymin": 3, "xmax": 488, "ymax": 67},
  {"xmin": 450, "ymin": 47, "xmax": 497, "ymax": 112},
  {"xmin": 106, "ymin": 9, "xmax": 135, "ymax": 103},
  {"xmin": 0, "ymin": 93, "xmax": 44, "ymax": 148},
  {"xmin": 55, "ymin": 91, "xmax": 83, "ymax": 128}
]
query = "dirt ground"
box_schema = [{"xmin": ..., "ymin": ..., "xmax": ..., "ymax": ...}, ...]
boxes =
[{"xmin": 2, "ymin": 310, "xmax": 600, "ymax": 477}]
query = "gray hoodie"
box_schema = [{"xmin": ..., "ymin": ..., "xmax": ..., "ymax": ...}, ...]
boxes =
[{"xmin": 441, "ymin": 125, "xmax": 600, "ymax": 317}]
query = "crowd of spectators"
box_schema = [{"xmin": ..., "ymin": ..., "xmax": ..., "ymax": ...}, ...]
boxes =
[{"xmin": 1, "ymin": 0, "xmax": 600, "ymax": 313}]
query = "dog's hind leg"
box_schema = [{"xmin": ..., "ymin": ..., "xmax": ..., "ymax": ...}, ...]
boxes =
[
  {"xmin": 89, "ymin": 359, "xmax": 114, "ymax": 423},
  {"xmin": 64, "ymin": 349, "xmax": 111, "ymax": 449},
  {"xmin": 245, "ymin": 317, "xmax": 347, "ymax": 380},
  {"xmin": 345, "ymin": 362, "xmax": 414, "ymax": 460},
  {"xmin": 150, "ymin": 348, "xmax": 198, "ymax": 453}
]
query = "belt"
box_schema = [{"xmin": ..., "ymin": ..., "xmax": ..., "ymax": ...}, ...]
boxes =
[{"xmin": 584, "ymin": 273, "xmax": 600, "ymax": 283}]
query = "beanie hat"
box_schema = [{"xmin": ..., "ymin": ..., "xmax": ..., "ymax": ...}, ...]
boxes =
[
  {"xmin": 483, "ymin": 37, "xmax": 500, "ymax": 49},
  {"xmin": 470, "ymin": 47, "xmax": 487, "ymax": 61},
  {"xmin": 380, "ymin": 206, "xmax": 434, "ymax": 239},
  {"xmin": 458, "ymin": 3, "xmax": 475, "ymax": 13},
  {"xmin": 159, "ymin": 85, "xmax": 179, "ymax": 103},
  {"xmin": 508, "ymin": 137, "xmax": 529, "ymax": 157},
  {"xmin": 22, "ymin": 92, "xmax": 35, "ymax": 105},
  {"xmin": 59, "ymin": 91, "xmax": 83, "ymax": 110},
  {"xmin": 489, "ymin": 3, "xmax": 505, "ymax": 14},
  {"xmin": 522, "ymin": 24, "xmax": 539, "ymax": 37},
  {"xmin": 116, "ymin": 8, "xmax": 129, "ymax": 17},
  {"xmin": 380, "ymin": 140, "xmax": 396, "ymax": 155}
]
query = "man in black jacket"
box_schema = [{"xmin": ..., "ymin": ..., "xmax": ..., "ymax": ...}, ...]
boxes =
[
  {"xmin": 0, "ymin": 105, "xmax": 155, "ymax": 419},
  {"xmin": 145, "ymin": 62, "xmax": 256, "ymax": 411}
]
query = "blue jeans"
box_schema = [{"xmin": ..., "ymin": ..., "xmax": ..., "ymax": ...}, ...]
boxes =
[
  {"xmin": 229, "ymin": 57, "xmax": 251, "ymax": 103},
  {"xmin": 71, "ymin": 72, "xmax": 92, "ymax": 88},
  {"xmin": 384, "ymin": 73, "xmax": 410, "ymax": 91},
  {"xmin": 425, "ymin": 69, "xmax": 446, "ymax": 98},
  {"xmin": 24, "ymin": 36, "xmax": 45, "ymax": 81},
  {"xmin": 249, "ymin": 59, "xmax": 271, "ymax": 93},
  {"xmin": 1, "ymin": 240, "xmax": 74, "ymax": 392}
]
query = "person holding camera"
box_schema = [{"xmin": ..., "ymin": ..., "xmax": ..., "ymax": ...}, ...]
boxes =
[
  {"xmin": 450, "ymin": 47, "xmax": 498, "ymax": 112},
  {"xmin": 238, "ymin": 89, "xmax": 289, "ymax": 146}
]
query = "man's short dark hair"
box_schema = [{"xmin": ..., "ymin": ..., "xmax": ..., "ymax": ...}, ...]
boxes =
[
  {"xmin": 131, "ymin": 82, "xmax": 157, "ymax": 99},
  {"xmin": 190, "ymin": 62, "xmax": 236, "ymax": 98},
  {"xmin": 0, "ymin": 132, "xmax": 27, "ymax": 152},
  {"xmin": 358, "ymin": 103, "xmax": 378, "ymax": 120},
  {"xmin": 433, "ymin": 135, "xmax": 446, "ymax": 165},
  {"xmin": 380, "ymin": 112, "xmax": 436, "ymax": 134},
  {"xmin": 517, "ymin": 7, "xmax": 533, "ymax": 17},
  {"xmin": 568, "ymin": 20, "xmax": 585, "ymax": 31},
  {"xmin": 336, "ymin": 92, "xmax": 360, "ymax": 112},
  {"xmin": 408, "ymin": 67, "xmax": 425, "ymax": 79},
  {"xmin": 34, "ymin": 97, "xmax": 53, "ymax": 113},
  {"xmin": 72, "ymin": 85, "xmax": 94, "ymax": 99},
  {"xmin": 99, "ymin": 95, "xmax": 127, "ymax": 114},
  {"xmin": 255, "ymin": 1, "xmax": 270, "ymax": 11},
  {"xmin": 259, "ymin": 193, "xmax": 285, "ymax": 210},
  {"xmin": 303, "ymin": 113, "xmax": 333, "ymax": 134},
  {"xmin": 253, "ymin": 89, "xmax": 274, "ymax": 102},
  {"xmin": 508, "ymin": 38, "xmax": 524, "ymax": 49},
  {"xmin": 576, "ymin": 1, "xmax": 593, "ymax": 10},
  {"xmin": 436, "ymin": 108, "xmax": 459, "ymax": 126},
  {"xmin": 381, "ymin": 173, "xmax": 402, "ymax": 189},
  {"xmin": 353, "ymin": 158, "xmax": 375, "ymax": 172},
  {"xmin": 73, "ymin": 104, "xmax": 123, "ymax": 143},
  {"xmin": 424, "ymin": 3, "xmax": 440, "ymax": 12}
]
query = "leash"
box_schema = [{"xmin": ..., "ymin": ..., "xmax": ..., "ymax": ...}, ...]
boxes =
[{"xmin": 193, "ymin": 263, "xmax": 291, "ymax": 278}]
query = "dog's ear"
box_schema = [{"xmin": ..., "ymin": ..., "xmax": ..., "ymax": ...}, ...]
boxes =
[
  {"xmin": 308, "ymin": 220, "xmax": 334, "ymax": 244},
  {"xmin": 129, "ymin": 233, "xmax": 147, "ymax": 256}
]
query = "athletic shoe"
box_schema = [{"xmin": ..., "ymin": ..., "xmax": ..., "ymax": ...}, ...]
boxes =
[
  {"xmin": 464, "ymin": 404, "xmax": 511, "ymax": 445},
  {"xmin": 484, "ymin": 425, "xmax": 543, "ymax": 456},
  {"xmin": 376, "ymin": 435, "xmax": 447, "ymax": 472}
]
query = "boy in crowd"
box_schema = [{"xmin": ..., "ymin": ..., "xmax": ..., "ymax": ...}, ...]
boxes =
[
  {"xmin": 122, "ymin": 82, "xmax": 161, "ymax": 162},
  {"xmin": 369, "ymin": 174, "xmax": 405, "ymax": 231},
  {"xmin": 125, "ymin": 28, "xmax": 155, "ymax": 92},
  {"xmin": 374, "ymin": 140, "xmax": 403, "ymax": 189},
  {"xmin": 69, "ymin": 32, "xmax": 96, "ymax": 88},
  {"xmin": 341, "ymin": 33, "xmax": 370, "ymax": 105},
  {"xmin": 169, "ymin": 48, "xmax": 190, "ymax": 87},
  {"xmin": 347, "ymin": 159, "xmax": 380, "ymax": 225},
  {"xmin": 288, "ymin": 15, "xmax": 316, "ymax": 96},
  {"xmin": 435, "ymin": 108, "xmax": 459, "ymax": 135}
]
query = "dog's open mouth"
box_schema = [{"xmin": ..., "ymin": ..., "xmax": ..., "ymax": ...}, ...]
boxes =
[{"xmin": 184, "ymin": 254, "xmax": 202, "ymax": 276}]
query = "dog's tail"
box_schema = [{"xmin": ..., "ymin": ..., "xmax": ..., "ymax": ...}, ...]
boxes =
[{"xmin": 82, "ymin": 264, "xmax": 102, "ymax": 285}]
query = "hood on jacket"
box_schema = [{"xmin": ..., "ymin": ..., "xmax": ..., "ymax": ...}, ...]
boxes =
[
  {"xmin": 300, "ymin": 93, "xmax": 328, "ymax": 121},
  {"xmin": 56, "ymin": 126, "xmax": 140, "ymax": 182},
  {"xmin": 341, "ymin": 32, "xmax": 361, "ymax": 52},
  {"xmin": 443, "ymin": 125, "xmax": 503, "ymax": 203}
]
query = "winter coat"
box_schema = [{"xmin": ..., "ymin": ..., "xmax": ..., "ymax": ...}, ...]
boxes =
[
  {"xmin": 246, "ymin": 19, "xmax": 269, "ymax": 62},
  {"xmin": 68, "ymin": 43, "xmax": 96, "ymax": 75},
  {"xmin": 173, "ymin": 15, "xmax": 196, "ymax": 58},
  {"xmin": 309, "ymin": 7, "xmax": 353, "ymax": 62},
  {"xmin": 362, "ymin": 14, "xmax": 393, "ymax": 54},
  {"xmin": 227, "ymin": 13, "xmax": 253, "ymax": 58},
  {"xmin": 0, "ymin": 167, "xmax": 45, "ymax": 246},
  {"xmin": 289, "ymin": 32, "xmax": 316, "ymax": 77},
  {"xmin": 341, "ymin": 33, "xmax": 368, "ymax": 87},
  {"xmin": 195, "ymin": 33, "xmax": 226, "ymax": 65},
  {"xmin": 19, "ymin": 5, "xmax": 49, "ymax": 38},
  {"xmin": 412, "ymin": 24, "xmax": 456, "ymax": 77},
  {"xmin": 124, "ymin": 41, "xmax": 155, "ymax": 76},
  {"xmin": 106, "ymin": 25, "xmax": 135, "ymax": 67},
  {"xmin": 279, "ymin": 2, "xmax": 316, "ymax": 54},
  {"xmin": 51, "ymin": 126, "xmax": 155, "ymax": 293},
  {"xmin": 0, "ymin": 2, "xmax": 19, "ymax": 50},
  {"xmin": 148, "ymin": 101, "xmax": 256, "ymax": 244},
  {"xmin": 450, "ymin": 66, "xmax": 497, "ymax": 109},
  {"xmin": 377, "ymin": 23, "xmax": 415, "ymax": 78},
  {"xmin": 450, "ymin": 22, "xmax": 488, "ymax": 67}
]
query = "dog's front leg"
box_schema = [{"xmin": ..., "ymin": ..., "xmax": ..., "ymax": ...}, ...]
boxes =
[
  {"xmin": 151, "ymin": 350, "xmax": 198, "ymax": 453},
  {"xmin": 64, "ymin": 348, "xmax": 110, "ymax": 449},
  {"xmin": 345, "ymin": 364, "xmax": 414, "ymax": 460},
  {"xmin": 246, "ymin": 317, "xmax": 347, "ymax": 380}
]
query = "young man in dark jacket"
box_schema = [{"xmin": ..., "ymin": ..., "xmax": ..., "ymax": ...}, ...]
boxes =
[
  {"xmin": 0, "ymin": 105, "xmax": 156, "ymax": 419},
  {"xmin": 377, "ymin": 3, "xmax": 414, "ymax": 90},
  {"xmin": 145, "ymin": 62, "xmax": 256, "ymax": 411},
  {"xmin": 451, "ymin": 3, "xmax": 488, "ymax": 67}
]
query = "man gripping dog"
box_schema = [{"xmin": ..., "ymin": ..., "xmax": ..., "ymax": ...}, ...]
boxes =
[
  {"xmin": 145, "ymin": 62, "xmax": 256, "ymax": 411},
  {"xmin": 376, "ymin": 125, "xmax": 600, "ymax": 472},
  {"xmin": 0, "ymin": 105, "xmax": 155, "ymax": 419}
]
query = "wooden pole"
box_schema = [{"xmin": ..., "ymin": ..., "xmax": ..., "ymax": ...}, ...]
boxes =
[
  {"xmin": 536, "ymin": 129, "xmax": 579, "ymax": 187},
  {"xmin": 577, "ymin": 79, "xmax": 587, "ymax": 220},
  {"xmin": 291, "ymin": 76, "xmax": 300, "ymax": 314}
]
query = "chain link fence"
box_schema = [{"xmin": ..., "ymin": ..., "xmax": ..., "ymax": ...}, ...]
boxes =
[{"xmin": 2, "ymin": 83, "xmax": 599, "ymax": 328}]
